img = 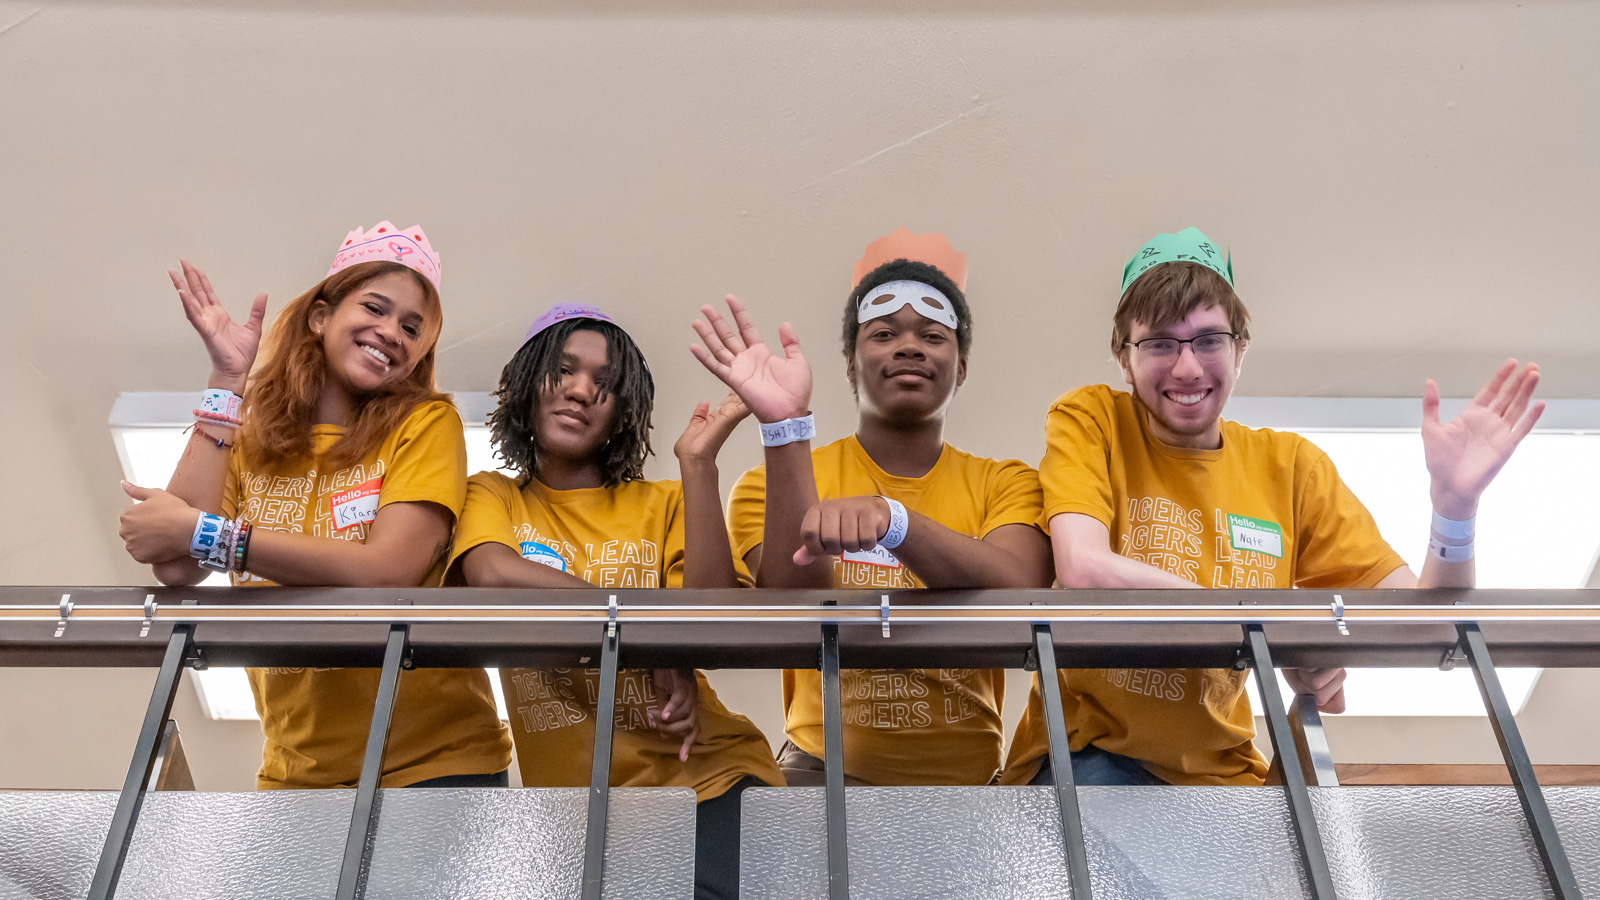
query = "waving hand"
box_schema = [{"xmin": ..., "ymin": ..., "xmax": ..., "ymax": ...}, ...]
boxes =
[
  {"xmin": 1423, "ymin": 359, "xmax": 1544, "ymax": 518},
  {"xmin": 690, "ymin": 295, "xmax": 811, "ymax": 424},
  {"xmin": 169, "ymin": 259, "xmax": 269, "ymax": 391}
]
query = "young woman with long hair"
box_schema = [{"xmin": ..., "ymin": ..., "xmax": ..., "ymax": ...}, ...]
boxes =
[
  {"xmin": 118, "ymin": 223, "xmax": 512, "ymax": 789},
  {"xmin": 448, "ymin": 304, "xmax": 780, "ymax": 900}
]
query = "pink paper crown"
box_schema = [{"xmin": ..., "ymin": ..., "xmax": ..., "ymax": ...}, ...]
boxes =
[{"xmin": 327, "ymin": 222, "xmax": 442, "ymax": 288}]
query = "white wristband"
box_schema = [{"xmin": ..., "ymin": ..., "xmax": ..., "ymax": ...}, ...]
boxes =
[
  {"xmin": 1431, "ymin": 511, "xmax": 1475, "ymax": 543},
  {"xmin": 879, "ymin": 497, "xmax": 909, "ymax": 549},
  {"xmin": 1428, "ymin": 537, "xmax": 1475, "ymax": 563},
  {"xmin": 200, "ymin": 388, "xmax": 243, "ymax": 419},
  {"xmin": 759, "ymin": 413, "xmax": 816, "ymax": 447}
]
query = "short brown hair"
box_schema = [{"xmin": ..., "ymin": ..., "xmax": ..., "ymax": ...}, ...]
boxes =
[{"xmin": 1111, "ymin": 261, "xmax": 1250, "ymax": 355}]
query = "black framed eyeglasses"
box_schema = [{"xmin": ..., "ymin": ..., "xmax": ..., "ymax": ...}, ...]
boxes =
[{"xmin": 1124, "ymin": 331, "xmax": 1238, "ymax": 361}]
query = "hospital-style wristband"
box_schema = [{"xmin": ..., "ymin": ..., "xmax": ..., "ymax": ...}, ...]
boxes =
[
  {"xmin": 1428, "ymin": 538, "xmax": 1475, "ymax": 563},
  {"xmin": 759, "ymin": 413, "xmax": 816, "ymax": 447},
  {"xmin": 190, "ymin": 512, "xmax": 227, "ymax": 561},
  {"xmin": 879, "ymin": 497, "xmax": 909, "ymax": 549},
  {"xmin": 1430, "ymin": 511, "xmax": 1475, "ymax": 543},
  {"xmin": 199, "ymin": 388, "xmax": 244, "ymax": 423},
  {"xmin": 1428, "ymin": 511, "xmax": 1475, "ymax": 563}
]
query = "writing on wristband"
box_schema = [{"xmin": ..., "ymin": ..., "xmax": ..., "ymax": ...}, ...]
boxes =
[
  {"xmin": 1428, "ymin": 537, "xmax": 1475, "ymax": 563},
  {"xmin": 200, "ymin": 388, "xmax": 243, "ymax": 420},
  {"xmin": 1430, "ymin": 511, "xmax": 1475, "ymax": 543},
  {"xmin": 190, "ymin": 512, "xmax": 225, "ymax": 559},
  {"xmin": 879, "ymin": 497, "xmax": 910, "ymax": 549},
  {"xmin": 760, "ymin": 413, "xmax": 816, "ymax": 447}
]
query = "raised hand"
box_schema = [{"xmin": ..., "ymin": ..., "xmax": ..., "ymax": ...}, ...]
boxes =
[
  {"xmin": 673, "ymin": 391, "xmax": 751, "ymax": 465},
  {"xmin": 169, "ymin": 259, "xmax": 269, "ymax": 392},
  {"xmin": 1422, "ymin": 360, "xmax": 1544, "ymax": 519},
  {"xmin": 653, "ymin": 668, "xmax": 701, "ymax": 762},
  {"xmin": 793, "ymin": 496, "xmax": 893, "ymax": 565},
  {"xmin": 690, "ymin": 295, "xmax": 811, "ymax": 424}
]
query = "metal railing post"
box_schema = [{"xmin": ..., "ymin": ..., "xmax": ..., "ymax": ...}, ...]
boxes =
[
  {"xmin": 334, "ymin": 623, "xmax": 409, "ymax": 900},
  {"xmin": 1459, "ymin": 623, "xmax": 1583, "ymax": 900},
  {"xmin": 1245, "ymin": 625, "xmax": 1338, "ymax": 900},
  {"xmin": 580, "ymin": 618, "xmax": 622, "ymax": 900},
  {"xmin": 821, "ymin": 621, "xmax": 850, "ymax": 900},
  {"xmin": 87, "ymin": 624, "xmax": 194, "ymax": 900},
  {"xmin": 1032, "ymin": 624, "xmax": 1094, "ymax": 900}
]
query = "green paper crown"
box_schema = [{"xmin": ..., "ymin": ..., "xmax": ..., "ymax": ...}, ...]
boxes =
[{"xmin": 1121, "ymin": 227, "xmax": 1233, "ymax": 293}]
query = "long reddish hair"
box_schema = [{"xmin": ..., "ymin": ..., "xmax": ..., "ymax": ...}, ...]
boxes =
[{"xmin": 240, "ymin": 261, "xmax": 449, "ymax": 471}]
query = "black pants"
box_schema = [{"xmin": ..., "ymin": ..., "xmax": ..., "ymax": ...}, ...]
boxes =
[
  {"xmin": 695, "ymin": 775, "xmax": 767, "ymax": 900},
  {"xmin": 406, "ymin": 769, "xmax": 511, "ymax": 788}
]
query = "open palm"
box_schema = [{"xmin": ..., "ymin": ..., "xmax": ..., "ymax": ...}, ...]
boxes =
[
  {"xmin": 690, "ymin": 295, "xmax": 812, "ymax": 424},
  {"xmin": 170, "ymin": 259, "xmax": 269, "ymax": 384},
  {"xmin": 1422, "ymin": 360, "xmax": 1543, "ymax": 517}
]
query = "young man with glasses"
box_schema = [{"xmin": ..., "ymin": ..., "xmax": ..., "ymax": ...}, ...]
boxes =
[{"xmin": 1002, "ymin": 227, "xmax": 1544, "ymax": 787}]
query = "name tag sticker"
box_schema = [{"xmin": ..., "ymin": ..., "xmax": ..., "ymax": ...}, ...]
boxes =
[
  {"xmin": 1227, "ymin": 513, "xmax": 1284, "ymax": 559},
  {"xmin": 842, "ymin": 545, "xmax": 902, "ymax": 569},
  {"xmin": 520, "ymin": 541, "xmax": 568, "ymax": 572},
  {"xmin": 330, "ymin": 477, "xmax": 383, "ymax": 531}
]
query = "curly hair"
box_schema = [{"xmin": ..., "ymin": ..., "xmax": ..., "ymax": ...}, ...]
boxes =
[
  {"xmin": 840, "ymin": 259, "xmax": 972, "ymax": 362},
  {"xmin": 487, "ymin": 318, "xmax": 655, "ymax": 488}
]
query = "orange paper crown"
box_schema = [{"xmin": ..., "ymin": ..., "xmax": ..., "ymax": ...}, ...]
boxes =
[{"xmin": 851, "ymin": 228, "xmax": 968, "ymax": 292}]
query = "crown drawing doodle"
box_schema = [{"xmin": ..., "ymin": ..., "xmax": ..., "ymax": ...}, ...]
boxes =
[{"xmin": 328, "ymin": 222, "xmax": 442, "ymax": 288}]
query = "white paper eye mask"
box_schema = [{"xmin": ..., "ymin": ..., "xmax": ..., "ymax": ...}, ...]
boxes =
[{"xmin": 856, "ymin": 280, "xmax": 959, "ymax": 330}]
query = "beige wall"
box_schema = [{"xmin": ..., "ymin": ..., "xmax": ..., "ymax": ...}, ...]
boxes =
[{"xmin": 2, "ymin": 0, "xmax": 1597, "ymax": 788}]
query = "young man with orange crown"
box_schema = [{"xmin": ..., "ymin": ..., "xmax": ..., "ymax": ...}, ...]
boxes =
[
  {"xmin": 1002, "ymin": 227, "xmax": 1544, "ymax": 787},
  {"xmin": 691, "ymin": 228, "xmax": 1053, "ymax": 786}
]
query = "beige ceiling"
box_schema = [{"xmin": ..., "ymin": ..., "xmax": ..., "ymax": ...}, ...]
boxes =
[{"xmin": 1, "ymin": 1, "xmax": 1597, "ymax": 787}]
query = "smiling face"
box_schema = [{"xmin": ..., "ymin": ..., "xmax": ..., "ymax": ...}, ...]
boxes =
[
  {"xmin": 1117, "ymin": 302, "xmax": 1246, "ymax": 449},
  {"xmin": 308, "ymin": 269, "xmax": 434, "ymax": 396},
  {"xmin": 850, "ymin": 304, "xmax": 967, "ymax": 425},
  {"xmin": 533, "ymin": 328, "xmax": 621, "ymax": 467}
]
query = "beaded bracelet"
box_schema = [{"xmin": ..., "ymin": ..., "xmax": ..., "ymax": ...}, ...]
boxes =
[
  {"xmin": 187, "ymin": 422, "xmax": 235, "ymax": 449},
  {"xmin": 193, "ymin": 408, "xmax": 244, "ymax": 428}
]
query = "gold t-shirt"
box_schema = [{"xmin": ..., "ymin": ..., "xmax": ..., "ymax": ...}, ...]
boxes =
[
  {"xmin": 1002, "ymin": 385, "xmax": 1406, "ymax": 786},
  {"xmin": 448, "ymin": 471, "xmax": 782, "ymax": 801},
  {"xmin": 729, "ymin": 435, "xmax": 1045, "ymax": 786},
  {"xmin": 223, "ymin": 400, "xmax": 513, "ymax": 789}
]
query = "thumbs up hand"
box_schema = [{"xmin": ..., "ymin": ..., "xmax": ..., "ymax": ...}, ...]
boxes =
[{"xmin": 119, "ymin": 481, "xmax": 201, "ymax": 564}]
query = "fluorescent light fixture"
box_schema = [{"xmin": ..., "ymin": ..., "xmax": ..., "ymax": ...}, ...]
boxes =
[
  {"xmin": 1227, "ymin": 399, "xmax": 1600, "ymax": 717},
  {"xmin": 111, "ymin": 392, "xmax": 511, "ymax": 721}
]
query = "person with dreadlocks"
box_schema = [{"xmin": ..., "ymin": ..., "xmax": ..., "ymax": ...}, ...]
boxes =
[{"xmin": 448, "ymin": 304, "xmax": 781, "ymax": 900}]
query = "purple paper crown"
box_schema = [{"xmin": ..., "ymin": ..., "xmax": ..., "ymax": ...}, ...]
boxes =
[{"xmin": 525, "ymin": 303, "xmax": 616, "ymax": 344}]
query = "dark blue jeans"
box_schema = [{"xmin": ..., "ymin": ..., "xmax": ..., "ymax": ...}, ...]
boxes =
[{"xmin": 1031, "ymin": 746, "xmax": 1167, "ymax": 786}]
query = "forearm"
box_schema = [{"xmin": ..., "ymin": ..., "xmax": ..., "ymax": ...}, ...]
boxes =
[
  {"xmin": 679, "ymin": 460, "xmax": 741, "ymax": 589},
  {"xmin": 459, "ymin": 543, "xmax": 595, "ymax": 589},
  {"xmin": 1048, "ymin": 513, "xmax": 1200, "ymax": 589},
  {"xmin": 244, "ymin": 529, "xmax": 445, "ymax": 588},
  {"xmin": 1063, "ymin": 550, "xmax": 1201, "ymax": 589},
  {"xmin": 892, "ymin": 516, "xmax": 1051, "ymax": 589},
  {"xmin": 164, "ymin": 428, "xmax": 233, "ymax": 515},
  {"xmin": 1416, "ymin": 552, "xmax": 1473, "ymax": 588},
  {"xmin": 152, "ymin": 557, "xmax": 208, "ymax": 587},
  {"xmin": 166, "ymin": 370, "xmax": 249, "ymax": 513},
  {"xmin": 758, "ymin": 442, "xmax": 830, "ymax": 588}
]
